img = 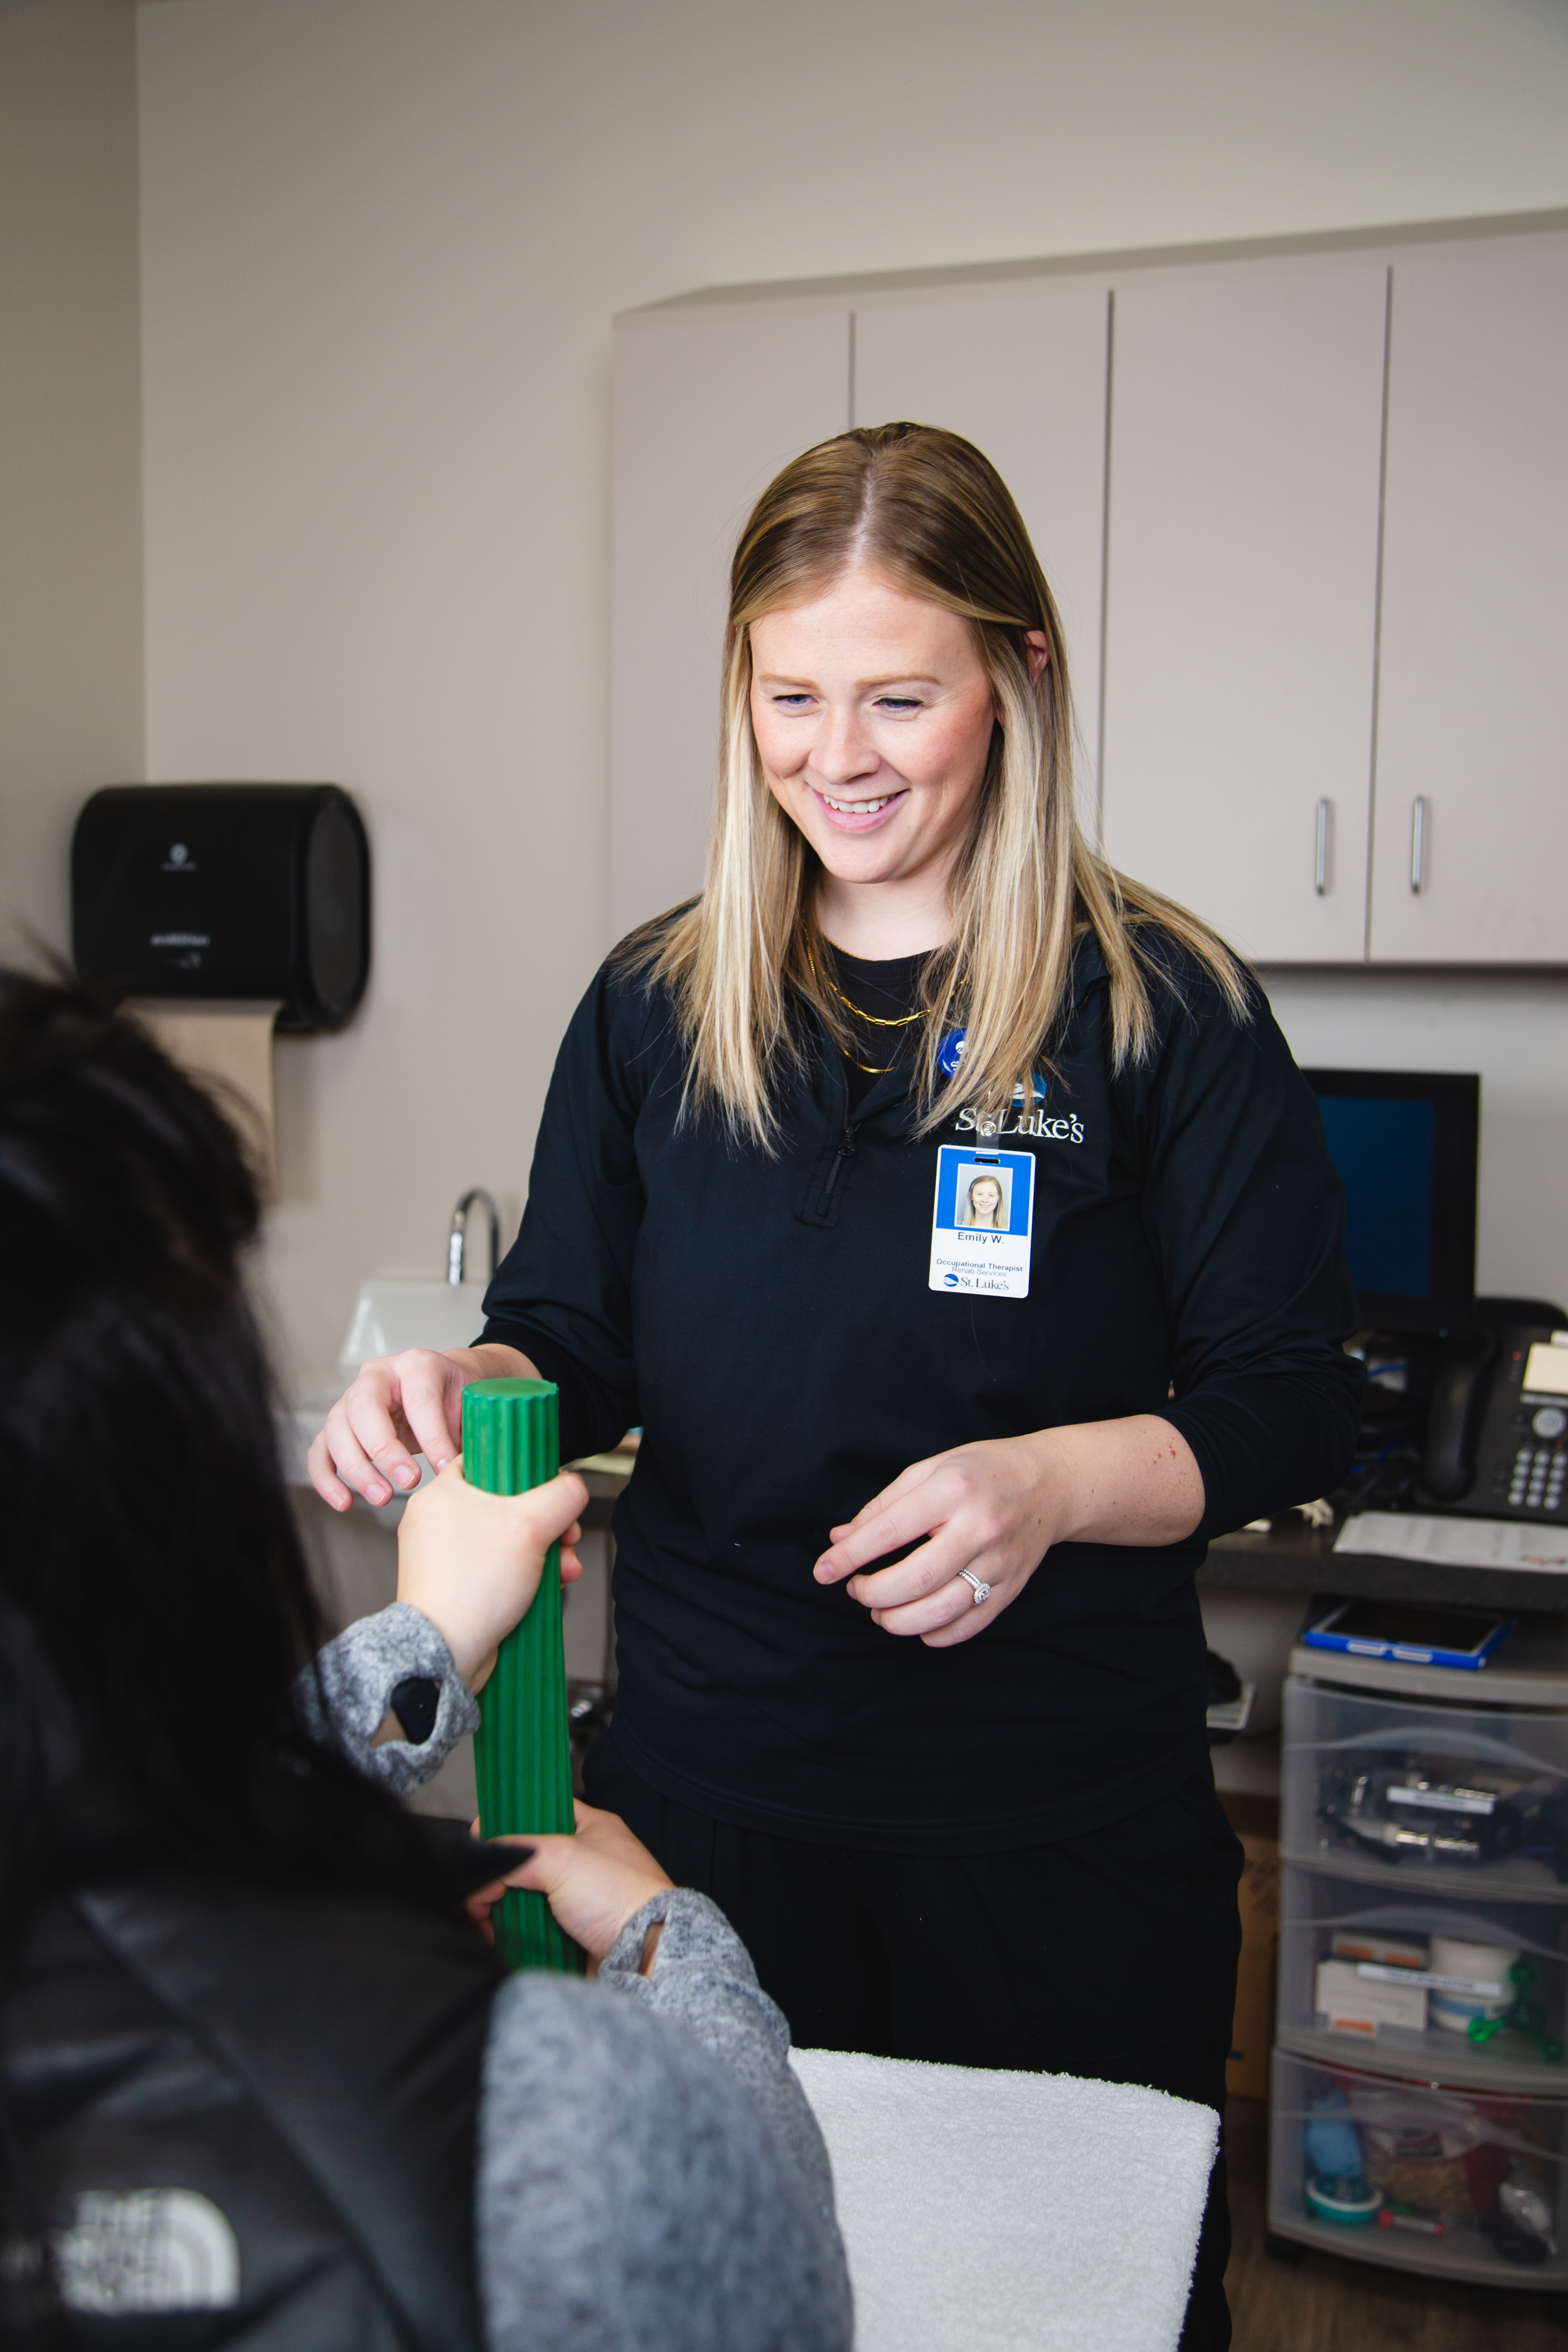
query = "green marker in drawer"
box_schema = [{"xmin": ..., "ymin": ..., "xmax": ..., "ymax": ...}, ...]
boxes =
[{"xmin": 464, "ymin": 1377, "xmax": 583, "ymax": 1973}]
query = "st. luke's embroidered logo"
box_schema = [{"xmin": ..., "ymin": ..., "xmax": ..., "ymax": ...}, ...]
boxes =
[
  {"xmin": 939, "ymin": 1031, "xmax": 1084, "ymax": 1143},
  {"xmin": 954, "ymin": 1103, "xmax": 1085, "ymax": 1144}
]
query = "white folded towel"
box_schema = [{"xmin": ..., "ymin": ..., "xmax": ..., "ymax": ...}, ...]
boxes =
[{"xmin": 792, "ymin": 2047, "xmax": 1217, "ymax": 2352}]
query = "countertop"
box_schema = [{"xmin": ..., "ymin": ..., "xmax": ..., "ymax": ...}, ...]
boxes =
[{"xmin": 1199, "ymin": 1519, "xmax": 1568, "ymax": 1614}]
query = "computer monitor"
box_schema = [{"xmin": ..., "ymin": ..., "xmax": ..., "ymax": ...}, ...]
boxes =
[{"xmin": 1301, "ymin": 1069, "xmax": 1479, "ymax": 1331}]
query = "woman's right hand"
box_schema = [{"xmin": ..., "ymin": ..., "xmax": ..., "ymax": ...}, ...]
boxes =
[{"xmin": 307, "ymin": 1341, "xmax": 538, "ymax": 1512}]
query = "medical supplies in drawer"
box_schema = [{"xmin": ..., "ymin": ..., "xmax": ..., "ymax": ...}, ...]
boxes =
[
  {"xmin": 1282, "ymin": 1673, "xmax": 1568, "ymax": 1899},
  {"xmin": 1268, "ymin": 2050, "xmax": 1568, "ymax": 2285},
  {"xmin": 1276, "ymin": 1864, "xmax": 1567, "ymax": 2090}
]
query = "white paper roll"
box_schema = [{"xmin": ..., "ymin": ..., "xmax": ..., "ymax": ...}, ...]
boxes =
[{"xmin": 126, "ymin": 1000, "xmax": 282, "ymax": 1198}]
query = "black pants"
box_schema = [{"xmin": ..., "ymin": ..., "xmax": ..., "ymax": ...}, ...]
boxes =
[{"xmin": 586, "ymin": 1734, "xmax": 1243, "ymax": 2351}]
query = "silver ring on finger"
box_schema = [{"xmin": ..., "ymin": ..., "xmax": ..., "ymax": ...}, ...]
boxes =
[{"xmin": 958, "ymin": 1569, "xmax": 991, "ymax": 1607}]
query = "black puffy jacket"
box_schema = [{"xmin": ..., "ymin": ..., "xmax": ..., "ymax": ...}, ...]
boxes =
[{"xmin": 9, "ymin": 1869, "xmax": 502, "ymax": 2347}]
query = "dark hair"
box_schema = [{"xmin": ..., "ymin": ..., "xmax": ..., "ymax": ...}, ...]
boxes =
[{"xmin": 0, "ymin": 972, "xmax": 455, "ymax": 2324}]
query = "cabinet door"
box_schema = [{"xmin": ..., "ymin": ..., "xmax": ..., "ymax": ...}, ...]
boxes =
[
  {"xmin": 610, "ymin": 302, "xmax": 850, "ymax": 939},
  {"xmin": 852, "ymin": 279, "xmax": 1109, "ymax": 827},
  {"xmin": 1369, "ymin": 233, "xmax": 1568, "ymax": 964},
  {"xmin": 1100, "ymin": 260, "xmax": 1388, "ymax": 964}
]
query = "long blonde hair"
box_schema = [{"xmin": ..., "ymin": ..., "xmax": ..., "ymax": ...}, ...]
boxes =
[{"xmin": 630, "ymin": 423, "xmax": 1247, "ymax": 1145}]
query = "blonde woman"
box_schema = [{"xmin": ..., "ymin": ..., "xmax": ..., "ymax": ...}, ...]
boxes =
[
  {"xmin": 313, "ymin": 427, "xmax": 1359, "ymax": 2351},
  {"xmin": 960, "ymin": 1173, "xmax": 1005, "ymax": 1229}
]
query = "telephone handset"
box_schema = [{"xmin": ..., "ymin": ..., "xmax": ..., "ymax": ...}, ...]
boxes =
[{"xmin": 1421, "ymin": 1325, "xmax": 1568, "ymax": 1521}]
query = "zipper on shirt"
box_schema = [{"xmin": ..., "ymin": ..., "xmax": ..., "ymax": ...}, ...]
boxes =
[
  {"xmin": 820, "ymin": 1122, "xmax": 858, "ymax": 1210},
  {"xmin": 793, "ymin": 1023, "xmax": 895, "ymax": 1228},
  {"xmin": 796, "ymin": 1116, "xmax": 862, "ymax": 1228}
]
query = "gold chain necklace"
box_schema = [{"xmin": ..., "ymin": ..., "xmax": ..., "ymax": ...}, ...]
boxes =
[
  {"xmin": 827, "ymin": 978, "xmax": 924, "ymax": 1030},
  {"xmin": 810, "ymin": 948, "xmax": 925, "ymax": 1075}
]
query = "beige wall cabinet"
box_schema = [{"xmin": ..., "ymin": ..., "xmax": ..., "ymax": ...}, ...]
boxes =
[
  {"xmin": 1368, "ymin": 231, "xmax": 1568, "ymax": 965},
  {"xmin": 614, "ymin": 220, "xmax": 1567, "ymax": 966},
  {"xmin": 1098, "ymin": 257, "xmax": 1389, "ymax": 966}
]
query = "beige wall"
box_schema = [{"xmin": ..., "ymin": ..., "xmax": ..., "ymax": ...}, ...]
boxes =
[
  {"xmin": 134, "ymin": 0, "xmax": 1568, "ymax": 1386},
  {"xmin": 0, "ymin": 0, "xmax": 143, "ymax": 964}
]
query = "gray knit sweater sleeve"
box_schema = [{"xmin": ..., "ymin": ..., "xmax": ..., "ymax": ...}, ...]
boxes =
[
  {"xmin": 478, "ymin": 1893, "xmax": 851, "ymax": 2352},
  {"xmin": 294, "ymin": 1601, "xmax": 478, "ymax": 1798},
  {"xmin": 299, "ymin": 1609, "xmax": 851, "ymax": 2347}
]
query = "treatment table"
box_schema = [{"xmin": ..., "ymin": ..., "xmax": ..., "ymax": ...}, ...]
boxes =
[{"xmin": 793, "ymin": 2048, "xmax": 1217, "ymax": 2352}]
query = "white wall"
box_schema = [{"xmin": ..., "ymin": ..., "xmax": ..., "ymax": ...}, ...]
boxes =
[
  {"xmin": 0, "ymin": 0, "xmax": 143, "ymax": 962},
  {"xmin": 134, "ymin": 0, "xmax": 1568, "ymax": 1384}
]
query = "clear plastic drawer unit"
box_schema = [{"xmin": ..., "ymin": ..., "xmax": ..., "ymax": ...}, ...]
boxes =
[
  {"xmin": 1281, "ymin": 1673, "xmax": 1568, "ymax": 1900},
  {"xmin": 1276, "ymin": 1863, "xmax": 1568, "ymax": 2093},
  {"xmin": 1269, "ymin": 2050, "xmax": 1568, "ymax": 2285}
]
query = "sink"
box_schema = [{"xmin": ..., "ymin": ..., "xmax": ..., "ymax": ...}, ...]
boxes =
[
  {"xmin": 280, "ymin": 1278, "xmax": 492, "ymax": 1519},
  {"xmin": 337, "ymin": 1277, "xmax": 490, "ymax": 1369}
]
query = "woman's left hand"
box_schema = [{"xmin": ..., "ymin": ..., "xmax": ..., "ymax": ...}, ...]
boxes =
[
  {"xmin": 812, "ymin": 1433, "xmax": 1066, "ymax": 1647},
  {"xmin": 813, "ymin": 1416, "xmax": 1205, "ymax": 1647},
  {"xmin": 466, "ymin": 1802, "xmax": 674, "ymax": 1977}
]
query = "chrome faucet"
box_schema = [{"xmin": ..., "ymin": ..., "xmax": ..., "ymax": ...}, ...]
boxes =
[{"xmin": 448, "ymin": 1187, "xmax": 500, "ymax": 1286}]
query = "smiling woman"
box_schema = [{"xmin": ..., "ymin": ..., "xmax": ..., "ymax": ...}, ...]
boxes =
[
  {"xmin": 632, "ymin": 423, "xmax": 1246, "ymax": 1146},
  {"xmin": 959, "ymin": 1173, "xmax": 1006, "ymax": 1230},
  {"xmin": 311, "ymin": 424, "xmax": 1363, "ymax": 2352},
  {"xmin": 749, "ymin": 572, "xmax": 1010, "ymax": 915}
]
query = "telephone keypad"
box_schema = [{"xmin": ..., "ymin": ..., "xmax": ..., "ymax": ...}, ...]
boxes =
[{"xmin": 1508, "ymin": 1443, "xmax": 1567, "ymax": 1509}]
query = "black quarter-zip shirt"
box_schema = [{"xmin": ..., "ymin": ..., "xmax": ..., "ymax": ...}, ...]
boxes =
[{"xmin": 482, "ymin": 932, "xmax": 1360, "ymax": 1853}]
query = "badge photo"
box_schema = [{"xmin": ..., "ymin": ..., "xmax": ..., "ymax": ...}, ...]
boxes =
[{"xmin": 928, "ymin": 1145, "xmax": 1035, "ymax": 1299}]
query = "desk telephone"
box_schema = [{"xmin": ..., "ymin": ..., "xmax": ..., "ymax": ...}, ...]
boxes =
[{"xmin": 1422, "ymin": 1324, "xmax": 1568, "ymax": 1523}]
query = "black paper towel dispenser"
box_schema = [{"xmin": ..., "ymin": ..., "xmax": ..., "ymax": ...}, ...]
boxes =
[{"xmin": 72, "ymin": 784, "xmax": 370, "ymax": 1032}]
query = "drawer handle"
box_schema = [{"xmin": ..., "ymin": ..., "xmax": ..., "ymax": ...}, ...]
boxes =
[
  {"xmin": 1314, "ymin": 799, "xmax": 1332, "ymax": 896},
  {"xmin": 1410, "ymin": 795, "xmax": 1429, "ymax": 894}
]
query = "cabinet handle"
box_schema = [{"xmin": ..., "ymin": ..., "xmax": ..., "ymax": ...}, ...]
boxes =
[
  {"xmin": 1314, "ymin": 799, "xmax": 1331, "ymax": 896},
  {"xmin": 1410, "ymin": 795, "xmax": 1429, "ymax": 894}
]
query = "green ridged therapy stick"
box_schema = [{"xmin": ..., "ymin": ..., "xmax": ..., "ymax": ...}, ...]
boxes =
[{"xmin": 465, "ymin": 1378, "xmax": 583, "ymax": 1974}]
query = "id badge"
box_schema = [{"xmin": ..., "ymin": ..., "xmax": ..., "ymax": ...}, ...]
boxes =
[{"xmin": 928, "ymin": 1146, "xmax": 1035, "ymax": 1298}]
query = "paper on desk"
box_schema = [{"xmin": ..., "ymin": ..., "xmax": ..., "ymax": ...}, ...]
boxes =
[{"xmin": 1335, "ymin": 1511, "xmax": 1568, "ymax": 1573}]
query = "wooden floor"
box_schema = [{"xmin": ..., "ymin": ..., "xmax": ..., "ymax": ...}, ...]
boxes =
[{"xmin": 1225, "ymin": 2098, "xmax": 1565, "ymax": 2351}]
